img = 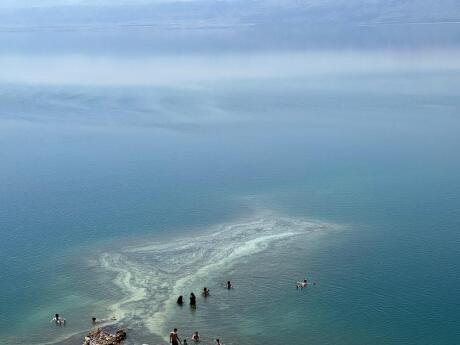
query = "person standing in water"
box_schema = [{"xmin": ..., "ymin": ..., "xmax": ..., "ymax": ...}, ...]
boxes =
[
  {"xmin": 226, "ymin": 281, "xmax": 233, "ymax": 289},
  {"xmin": 192, "ymin": 331, "xmax": 200, "ymax": 342},
  {"xmin": 190, "ymin": 292, "xmax": 197, "ymax": 308},
  {"xmin": 177, "ymin": 295, "xmax": 184, "ymax": 305},
  {"xmin": 202, "ymin": 287, "xmax": 209, "ymax": 297},
  {"xmin": 215, "ymin": 338, "xmax": 222, "ymax": 345},
  {"xmin": 170, "ymin": 328, "xmax": 181, "ymax": 345},
  {"xmin": 51, "ymin": 314, "xmax": 60, "ymax": 324}
]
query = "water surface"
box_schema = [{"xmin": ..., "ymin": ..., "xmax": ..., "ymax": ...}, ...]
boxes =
[{"xmin": 1, "ymin": 23, "xmax": 460, "ymax": 345}]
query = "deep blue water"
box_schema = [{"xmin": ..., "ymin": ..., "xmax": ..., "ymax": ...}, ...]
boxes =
[{"xmin": 1, "ymin": 25, "xmax": 460, "ymax": 345}]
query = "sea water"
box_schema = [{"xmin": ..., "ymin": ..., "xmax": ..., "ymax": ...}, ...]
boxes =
[{"xmin": 1, "ymin": 24, "xmax": 460, "ymax": 345}]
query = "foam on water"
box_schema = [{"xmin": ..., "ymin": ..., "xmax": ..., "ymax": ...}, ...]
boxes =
[{"xmin": 99, "ymin": 212, "xmax": 329, "ymax": 341}]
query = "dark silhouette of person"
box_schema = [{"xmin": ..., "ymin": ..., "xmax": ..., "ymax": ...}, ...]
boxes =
[
  {"xmin": 190, "ymin": 292, "xmax": 196, "ymax": 308},
  {"xmin": 177, "ymin": 295, "xmax": 183, "ymax": 305}
]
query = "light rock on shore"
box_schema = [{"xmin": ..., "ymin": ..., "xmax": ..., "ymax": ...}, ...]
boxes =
[{"xmin": 83, "ymin": 328, "xmax": 127, "ymax": 345}]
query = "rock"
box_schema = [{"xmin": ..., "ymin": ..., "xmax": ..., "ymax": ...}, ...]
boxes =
[{"xmin": 82, "ymin": 328, "xmax": 127, "ymax": 345}]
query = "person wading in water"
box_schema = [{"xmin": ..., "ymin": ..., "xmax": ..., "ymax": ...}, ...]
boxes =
[
  {"xmin": 177, "ymin": 295, "xmax": 184, "ymax": 305},
  {"xmin": 170, "ymin": 328, "xmax": 181, "ymax": 345},
  {"xmin": 190, "ymin": 292, "xmax": 197, "ymax": 308}
]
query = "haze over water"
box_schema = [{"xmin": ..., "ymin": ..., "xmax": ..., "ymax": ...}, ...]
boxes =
[{"xmin": 1, "ymin": 1, "xmax": 460, "ymax": 344}]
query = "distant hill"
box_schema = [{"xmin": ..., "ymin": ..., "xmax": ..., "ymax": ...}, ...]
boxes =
[{"xmin": 1, "ymin": 0, "xmax": 460, "ymax": 28}]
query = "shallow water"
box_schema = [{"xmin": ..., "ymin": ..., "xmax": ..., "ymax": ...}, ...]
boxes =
[{"xmin": 99, "ymin": 213, "xmax": 330, "ymax": 342}]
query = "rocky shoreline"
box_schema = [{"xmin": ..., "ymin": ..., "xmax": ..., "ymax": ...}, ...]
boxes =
[{"xmin": 82, "ymin": 328, "xmax": 127, "ymax": 345}]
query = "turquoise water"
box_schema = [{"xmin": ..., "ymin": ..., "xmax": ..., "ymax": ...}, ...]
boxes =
[{"xmin": 1, "ymin": 25, "xmax": 460, "ymax": 345}]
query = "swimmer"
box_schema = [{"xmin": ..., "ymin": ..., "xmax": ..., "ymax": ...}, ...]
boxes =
[
  {"xmin": 92, "ymin": 317, "xmax": 109, "ymax": 324},
  {"xmin": 170, "ymin": 328, "xmax": 181, "ymax": 345},
  {"xmin": 183, "ymin": 339, "xmax": 188, "ymax": 345},
  {"xmin": 296, "ymin": 279, "xmax": 308, "ymax": 289},
  {"xmin": 192, "ymin": 331, "xmax": 200, "ymax": 342},
  {"xmin": 202, "ymin": 287, "xmax": 210, "ymax": 297},
  {"xmin": 226, "ymin": 281, "xmax": 233, "ymax": 289},
  {"xmin": 177, "ymin": 295, "xmax": 184, "ymax": 306},
  {"xmin": 215, "ymin": 338, "xmax": 222, "ymax": 345},
  {"xmin": 50, "ymin": 314, "xmax": 60, "ymax": 324},
  {"xmin": 51, "ymin": 314, "xmax": 65, "ymax": 325}
]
